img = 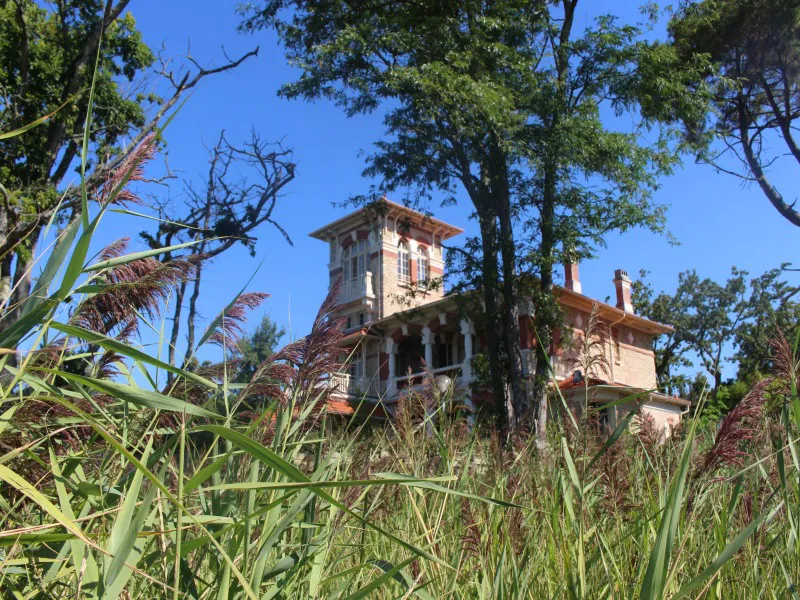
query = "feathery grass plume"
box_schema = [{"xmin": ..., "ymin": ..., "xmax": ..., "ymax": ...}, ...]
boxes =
[
  {"xmin": 635, "ymin": 409, "xmax": 663, "ymax": 453},
  {"xmin": 239, "ymin": 279, "xmax": 343, "ymax": 423},
  {"xmin": 26, "ymin": 338, "xmax": 69, "ymax": 372},
  {"xmin": 393, "ymin": 386, "xmax": 424, "ymax": 442},
  {"xmin": 771, "ymin": 328, "xmax": 799, "ymax": 393},
  {"xmin": 695, "ymin": 379, "xmax": 769, "ymax": 478},
  {"xmin": 598, "ymin": 436, "xmax": 633, "ymax": 516},
  {"xmin": 240, "ymin": 356, "xmax": 296, "ymax": 406},
  {"xmin": 71, "ymin": 237, "xmax": 203, "ymax": 338},
  {"xmin": 287, "ymin": 277, "xmax": 345, "ymax": 394},
  {"xmin": 460, "ymin": 497, "xmax": 483, "ymax": 562},
  {"xmin": 97, "ymin": 132, "xmax": 157, "ymax": 205},
  {"xmin": 564, "ymin": 302, "xmax": 611, "ymax": 383},
  {"xmin": 94, "ymin": 349, "xmax": 124, "ymax": 379},
  {"xmin": 208, "ymin": 292, "xmax": 270, "ymax": 350}
]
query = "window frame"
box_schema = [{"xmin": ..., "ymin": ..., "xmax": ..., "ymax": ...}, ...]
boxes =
[
  {"xmin": 397, "ymin": 240, "xmax": 410, "ymax": 284},
  {"xmin": 416, "ymin": 246, "xmax": 430, "ymax": 287}
]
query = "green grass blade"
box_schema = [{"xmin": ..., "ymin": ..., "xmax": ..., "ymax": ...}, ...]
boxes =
[
  {"xmin": 38, "ymin": 369, "xmax": 221, "ymax": 418},
  {"xmin": 673, "ymin": 495, "xmax": 782, "ymax": 599},
  {"xmin": 50, "ymin": 322, "xmax": 218, "ymax": 389},
  {"xmin": 195, "ymin": 424, "xmax": 452, "ymax": 569},
  {"xmin": 22, "ymin": 218, "xmax": 81, "ymax": 317}
]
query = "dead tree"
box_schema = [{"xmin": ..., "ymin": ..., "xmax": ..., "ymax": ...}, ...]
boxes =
[{"xmin": 140, "ymin": 130, "xmax": 295, "ymax": 378}]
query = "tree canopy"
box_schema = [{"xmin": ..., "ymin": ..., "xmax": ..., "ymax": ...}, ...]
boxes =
[
  {"xmin": 243, "ymin": 0, "xmax": 711, "ymax": 437},
  {"xmin": 634, "ymin": 264, "xmax": 800, "ymax": 410},
  {"xmin": 669, "ymin": 0, "xmax": 800, "ymax": 226},
  {"xmin": 0, "ymin": 0, "xmax": 258, "ymax": 337},
  {"xmin": 236, "ymin": 314, "xmax": 286, "ymax": 383}
]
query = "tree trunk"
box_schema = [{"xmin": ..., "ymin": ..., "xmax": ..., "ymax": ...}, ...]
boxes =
[
  {"xmin": 0, "ymin": 255, "xmax": 13, "ymax": 316},
  {"xmin": 182, "ymin": 262, "xmax": 203, "ymax": 368},
  {"xmin": 713, "ymin": 368, "xmax": 722, "ymax": 398},
  {"xmin": 490, "ymin": 140, "xmax": 528, "ymax": 425},
  {"xmin": 737, "ymin": 94, "xmax": 800, "ymax": 227},
  {"xmin": 532, "ymin": 3, "xmax": 576, "ymax": 444},
  {"xmin": 166, "ymin": 278, "xmax": 187, "ymax": 385},
  {"xmin": 5, "ymin": 249, "xmax": 35, "ymax": 330},
  {"xmin": 476, "ymin": 207, "xmax": 510, "ymax": 432},
  {"xmin": 533, "ymin": 157, "xmax": 559, "ymax": 445}
]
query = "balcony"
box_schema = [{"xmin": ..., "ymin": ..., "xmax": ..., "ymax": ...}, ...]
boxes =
[
  {"xmin": 340, "ymin": 271, "xmax": 375, "ymax": 304},
  {"xmin": 329, "ymin": 372, "xmax": 382, "ymax": 399}
]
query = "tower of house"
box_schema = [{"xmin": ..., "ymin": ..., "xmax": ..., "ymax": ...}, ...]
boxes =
[{"xmin": 309, "ymin": 200, "xmax": 464, "ymax": 329}]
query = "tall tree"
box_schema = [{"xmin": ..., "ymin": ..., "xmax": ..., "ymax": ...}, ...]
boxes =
[
  {"xmin": 242, "ymin": 0, "xmax": 708, "ymax": 437},
  {"xmin": 0, "ymin": 0, "xmax": 257, "ymax": 332},
  {"xmin": 669, "ymin": 0, "xmax": 800, "ymax": 227},
  {"xmin": 242, "ymin": 0, "xmax": 541, "ymax": 431},
  {"xmin": 236, "ymin": 314, "xmax": 285, "ymax": 383},
  {"xmin": 682, "ymin": 268, "xmax": 749, "ymax": 396},
  {"xmin": 734, "ymin": 265, "xmax": 800, "ymax": 381},
  {"xmin": 512, "ymin": 3, "xmax": 710, "ymax": 439}
]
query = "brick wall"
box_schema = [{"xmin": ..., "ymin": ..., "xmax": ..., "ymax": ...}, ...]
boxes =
[
  {"xmin": 378, "ymin": 222, "xmax": 445, "ymax": 318},
  {"xmin": 551, "ymin": 306, "xmax": 658, "ymax": 390}
]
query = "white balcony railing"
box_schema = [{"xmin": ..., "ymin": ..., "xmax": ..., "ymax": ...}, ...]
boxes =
[
  {"xmin": 394, "ymin": 364, "xmax": 466, "ymax": 390},
  {"xmin": 340, "ymin": 272, "xmax": 375, "ymax": 304},
  {"xmin": 330, "ymin": 372, "xmax": 382, "ymax": 399}
]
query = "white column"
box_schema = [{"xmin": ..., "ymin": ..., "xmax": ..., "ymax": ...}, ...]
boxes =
[
  {"xmin": 460, "ymin": 319, "xmax": 474, "ymax": 383},
  {"xmin": 421, "ymin": 326, "xmax": 434, "ymax": 370},
  {"xmin": 421, "ymin": 326, "xmax": 435, "ymax": 436},
  {"xmin": 385, "ymin": 338, "xmax": 397, "ymax": 397},
  {"xmin": 358, "ymin": 340, "xmax": 368, "ymax": 391},
  {"xmin": 460, "ymin": 319, "xmax": 476, "ymax": 428}
]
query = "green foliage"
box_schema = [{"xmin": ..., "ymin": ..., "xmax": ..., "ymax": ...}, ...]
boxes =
[
  {"xmin": 0, "ymin": 1, "xmax": 153, "ymax": 192},
  {"xmin": 236, "ymin": 314, "xmax": 286, "ymax": 382},
  {"xmin": 242, "ymin": 0, "xmax": 712, "ymax": 431},
  {"xmin": 636, "ymin": 265, "xmax": 799, "ymax": 407},
  {"xmin": 702, "ymin": 379, "xmax": 750, "ymax": 423},
  {"xmin": 734, "ymin": 266, "xmax": 800, "ymax": 381},
  {"xmin": 682, "ymin": 267, "xmax": 750, "ymax": 392},
  {"xmin": 669, "ymin": 0, "xmax": 800, "ymax": 226}
]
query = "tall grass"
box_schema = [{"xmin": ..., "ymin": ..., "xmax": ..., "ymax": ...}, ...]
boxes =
[{"xmin": 2, "ymin": 94, "xmax": 800, "ymax": 599}]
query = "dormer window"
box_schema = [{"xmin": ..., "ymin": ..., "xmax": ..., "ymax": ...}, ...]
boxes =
[
  {"xmin": 417, "ymin": 246, "xmax": 430, "ymax": 286},
  {"xmin": 397, "ymin": 240, "xmax": 410, "ymax": 284}
]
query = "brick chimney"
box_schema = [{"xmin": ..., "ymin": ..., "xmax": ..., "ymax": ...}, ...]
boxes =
[
  {"xmin": 613, "ymin": 269, "xmax": 634, "ymax": 314},
  {"xmin": 564, "ymin": 263, "xmax": 581, "ymax": 294}
]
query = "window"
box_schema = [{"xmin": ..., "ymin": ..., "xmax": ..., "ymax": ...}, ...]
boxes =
[
  {"xmin": 397, "ymin": 240, "xmax": 410, "ymax": 283},
  {"xmin": 343, "ymin": 239, "xmax": 367, "ymax": 283},
  {"xmin": 348, "ymin": 350, "xmax": 363, "ymax": 380},
  {"xmin": 417, "ymin": 247, "xmax": 430, "ymax": 286},
  {"xmin": 346, "ymin": 316, "xmax": 352, "ymax": 329},
  {"xmin": 358, "ymin": 312, "xmax": 365, "ymax": 326},
  {"xmin": 435, "ymin": 336, "xmax": 455, "ymax": 368}
]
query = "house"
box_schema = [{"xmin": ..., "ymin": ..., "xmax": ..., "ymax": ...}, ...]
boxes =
[{"xmin": 310, "ymin": 200, "xmax": 689, "ymax": 434}]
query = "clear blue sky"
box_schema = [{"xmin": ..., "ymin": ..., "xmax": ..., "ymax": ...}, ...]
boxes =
[{"xmin": 91, "ymin": 1, "xmax": 798, "ymax": 378}]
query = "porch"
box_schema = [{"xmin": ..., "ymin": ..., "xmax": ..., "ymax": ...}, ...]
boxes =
[{"xmin": 330, "ymin": 316, "xmax": 478, "ymax": 407}]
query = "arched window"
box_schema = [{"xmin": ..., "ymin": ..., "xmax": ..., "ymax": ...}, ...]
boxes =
[
  {"xmin": 397, "ymin": 240, "xmax": 410, "ymax": 283},
  {"xmin": 417, "ymin": 246, "xmax": 430, "ymax": 286}
]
